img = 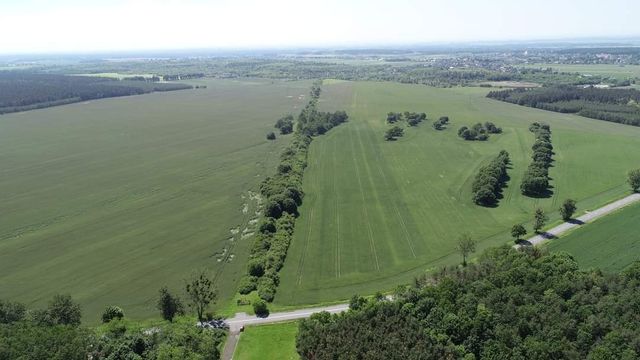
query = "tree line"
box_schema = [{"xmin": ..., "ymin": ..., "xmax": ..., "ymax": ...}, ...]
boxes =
[
  {"xmin": 471, "ymin": 150, "xmax": 510, "ymax": 206},
  {"xmin": 0, "ymin": 269, "xmax": 224, "ymax": 359},
  {"xmin": 0, "ymin": 72, "xmax": 192, "ymax": 114},
  {"xmin": 458, "ymin": 121, "xmax": 502, "ymax": 141},
  {"xmin": 487, "ymin": 86, "xmax": 640, "ymax": 127},
  {"xmin": 242, "ymin": 81, "xmax": 349, "ymax": 304},
  {"xmin": 296, "ymin": 246, "xmax": 640, "ymax": 359},
  {"xmin": 521, "ymin": 123, "xmax": 554, "ymax": 196}
]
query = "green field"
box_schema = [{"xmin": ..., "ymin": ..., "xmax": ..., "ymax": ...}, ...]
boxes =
[
  {"xmin": 276, "ymin": 80, "xmax": 640, "ymax": 305},
  {"xmin": 234, "ymin": 321, "xmax": 299, "ymax": 360},
  {"xmin": 0, "ymin": 78, "xmax": 311, "ymax": 321},
  {"xmin": 526, "ymin": 64, "xmax": 640, "ymax": 80},
  {"xmin": 548, "ymin": 202, "xmax": 640, "ymax": 272}
]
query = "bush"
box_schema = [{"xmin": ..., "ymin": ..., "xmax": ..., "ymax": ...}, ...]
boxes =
[
  {"xmin": 257, "ymin": 277, "xmax": 276, "ymax": 302},
  {"xmin": 266, "ymin": 132, "xmax": 276, "ymax": 140},
  {"xmin": 258, "ymin": 217, "xmax": 277, "ymax": 234},
  {"xmin": 247, "ymin": 258, "xmax": 265, "ymax": 277},
  {"xmin": 0, "ymin": 300, "xmax": 26, "ymax": 324},
  {"xmin": 238, "ymin": 275, "xmax": 258, "ymax": 294},
  {"xmin": 264, "ymin": 200, "xmax": 283, "ymax": 218},
  {"xmin": 253, "ymin": 300, "xmax": 269, "ymax": 317},
  {"xmin": 102, "ymin": 306, "xmax": 124, "ymax": 323}
]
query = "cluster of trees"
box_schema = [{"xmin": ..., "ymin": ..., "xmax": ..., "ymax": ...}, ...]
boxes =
[
  {"xmin": 384, "ymin": 126, "xmax": 405, "ymax": 141},
  {"xmin": 458, "ymin": 121, "xmax": 502, "ymax": 141},
  {"xmin": 471, "ymin": 150, "xmax": 510, "ymax": 206},
  {"xmin": 386, "ymin": 111, "xmax": 427, "ymax": 126},
  {"xmin": 521, "ymin": 123, "xmax": 554, "ymax": 196},
  {"xmin": 487, "ymin": 86, "xmax": 640, "ymax": 127},
  {"xmin": 0, "ymin": 277, "xmax": 224, "ymax": 360},
  {"xmin": 275, "ymin": 114, "xmax": 295, "ymax": 134},
  {"xmin": 297, "ymin": 246, "xmax": 640, "ymax": 359},
  {"xmin": 432, "ymin": 116, "xmax": 449, "ymax": 130},
  {"xmin": 0, "ymin": 72, "xmax": 192, "ymax": 114},
  {"xmin": 242, "ymin": 82, "xmax": 348, "ymax": 302}
]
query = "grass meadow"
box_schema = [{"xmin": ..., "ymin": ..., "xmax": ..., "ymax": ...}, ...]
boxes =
[
  {"xmin": 548, "ymin": 202, "xmax": 640, "ymax": 272},
  {"xmin": 0, "ymin": 78, "xmax": 311, "ymax": 321},
  {"xmin": 276, "ymin": 80, "xmax": 640, "ymax": 305},
  {"xmin": 234, "ymin": 321, "xmax": 299, "ymax": 360}
]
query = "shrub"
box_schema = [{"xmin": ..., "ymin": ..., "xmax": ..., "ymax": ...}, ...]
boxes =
[
  {"xmin": 101, "ymin": 306, "xmax": 124, "ymax": 323},
  {"xmin": 266, "ymin": 132, "xmax": 276, "ymax": 140},
  {"xmin": 253, "ymin": 300, "xmax": 269, "ymax": 317},
  {"xmin": 238, "ymin": 275, "xmax": 258, "ymax": 295},
  {"xmin": 247, "ymin": 258, "xmax": 265, "ymax": 277}
]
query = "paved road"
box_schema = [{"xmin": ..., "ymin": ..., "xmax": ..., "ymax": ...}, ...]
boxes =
[
  {"xmin": 520, "ymin": 193, "xmax": 640, "ymax": 247},
  {"xmin": 222, "ymin": 303, "xmax": 349, "ymax": 359}
]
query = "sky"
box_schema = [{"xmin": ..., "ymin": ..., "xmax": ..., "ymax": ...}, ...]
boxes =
[{"xmin": 1, "ymin": 0, "xmax": 639, "ymax": 54}]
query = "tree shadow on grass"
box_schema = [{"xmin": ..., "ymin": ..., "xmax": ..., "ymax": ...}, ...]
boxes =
[{"xmin": 535, "ymin": 231, "xmax": 557, "ymax": 240}]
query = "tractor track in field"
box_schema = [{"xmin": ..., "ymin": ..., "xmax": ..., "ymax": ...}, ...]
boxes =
[
  {"xmin": 349, "ymin": 118, "xmax": 381, "ymax": 271},
  {"xmin": 332, "ymin": 138, "xmax": 341, "ymax": 278}
]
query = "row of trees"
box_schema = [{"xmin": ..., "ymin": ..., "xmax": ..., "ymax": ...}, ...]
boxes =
[
  {"xmin": 487, "ymin": 86, "xmax": 640, "ymax": 127},
  {"xmin": 296, "ymin": 246, "xmax": 640, "ymax": 359},
  {"xmin": 471, "ymin": 150, "xmax": 510, "ymax": 206},
  {"xmin": 458, "ymin": 121, "xmax": 502, "ymax": 141},
  {"xmin": 242, "ymin": 81, "xmax": 349, "ymax": 303},
  {"xmin": 521, "ymin": 122, "xmax": 554, "ymax": 196},
  {"xmin": 0, "ymin": 269, "xmax": 224, "ymax": 359}
]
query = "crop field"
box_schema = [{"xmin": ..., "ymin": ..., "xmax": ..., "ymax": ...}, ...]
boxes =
[
  {"xmin": 234, "ymin": 321, "xmax": 299, "ymax": 360},
  {"xmin": 276, "ymin": 80, "xmax": 640, "ymax": 305},
  {"xmin": 0, "ymin": 78, "xmax": 311, "ymax": 321},
  {"xmin": 548, "ymin": 202, "xmax": 640, "ymax": 272}
]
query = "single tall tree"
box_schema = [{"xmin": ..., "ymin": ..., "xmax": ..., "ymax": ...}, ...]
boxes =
[
  {"xmin": 533, "ymin": 208, "xmax": 548, "ymax": 233},
  {"xmin": 511, "ymin": 224, "xmax": 527, "ymax": 243},
  {"xmin": 628, "ymin": 169, "xmax": 640, "ymax": 192},
  {"xmin": 157, "ymin": 286, "xmax": 184, "ymax": 322},
  {"xmin": 456, "ymin": 233, "xmax": 477, "ymax": 267},
  {"xmin": 559, "ymin": 199, "xmax": 577, "ymax": 221},
  {"xmin": 185, "ymin": 270, "xmax": 217, "ymax": 322}
]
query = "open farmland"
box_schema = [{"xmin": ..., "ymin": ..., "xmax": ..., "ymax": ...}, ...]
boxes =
[
  {"xmin": 548, "ymin": 202, "xmax": 640, "ymax": 272},
  {"xmin": 0, "ymin": 78, "xmax": 311, "ymax": 321},
  {"xmin": 276, "ymin": 80, "xmax": 640, "ymax": 305}
]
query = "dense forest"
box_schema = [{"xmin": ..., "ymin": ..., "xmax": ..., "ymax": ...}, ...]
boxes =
[
  {"xmin": 239, "ymin": 81, "xmax": 348, "ymax": 302},
  {"xmin": 487, "ymin": 86, "xmax": 640, "ymax": 127},
  {"xmin": 0, "ymin": 72, "xmax": 192, "ymax": 114},
  {"xmin": 0, "ymin": 294, "xmax": 225, "ymax": 359},
  {"xmin": 297, "ymin": 246, "xmax": 640, "ymax": 359}
]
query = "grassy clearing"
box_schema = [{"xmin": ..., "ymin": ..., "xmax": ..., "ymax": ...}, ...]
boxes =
[
  {"xmin": 547, "ymin": 202, "xmax": 640, "ymax": 272},
  {"xmin": 0, "ymin": 78, "xmax": 312, "ymax": 322},
  {"xmin": 276, "ymin": 80, "xmax": 640, "ymax": 305},
  {"xmin": 234, "ymin": 321, "xmax": 299, "ymax": 360}
]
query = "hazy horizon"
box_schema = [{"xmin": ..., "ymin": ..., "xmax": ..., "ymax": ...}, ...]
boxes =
[{"xmin": 1, "ymin": 0, "xmax": 639, "ymax": 54}]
